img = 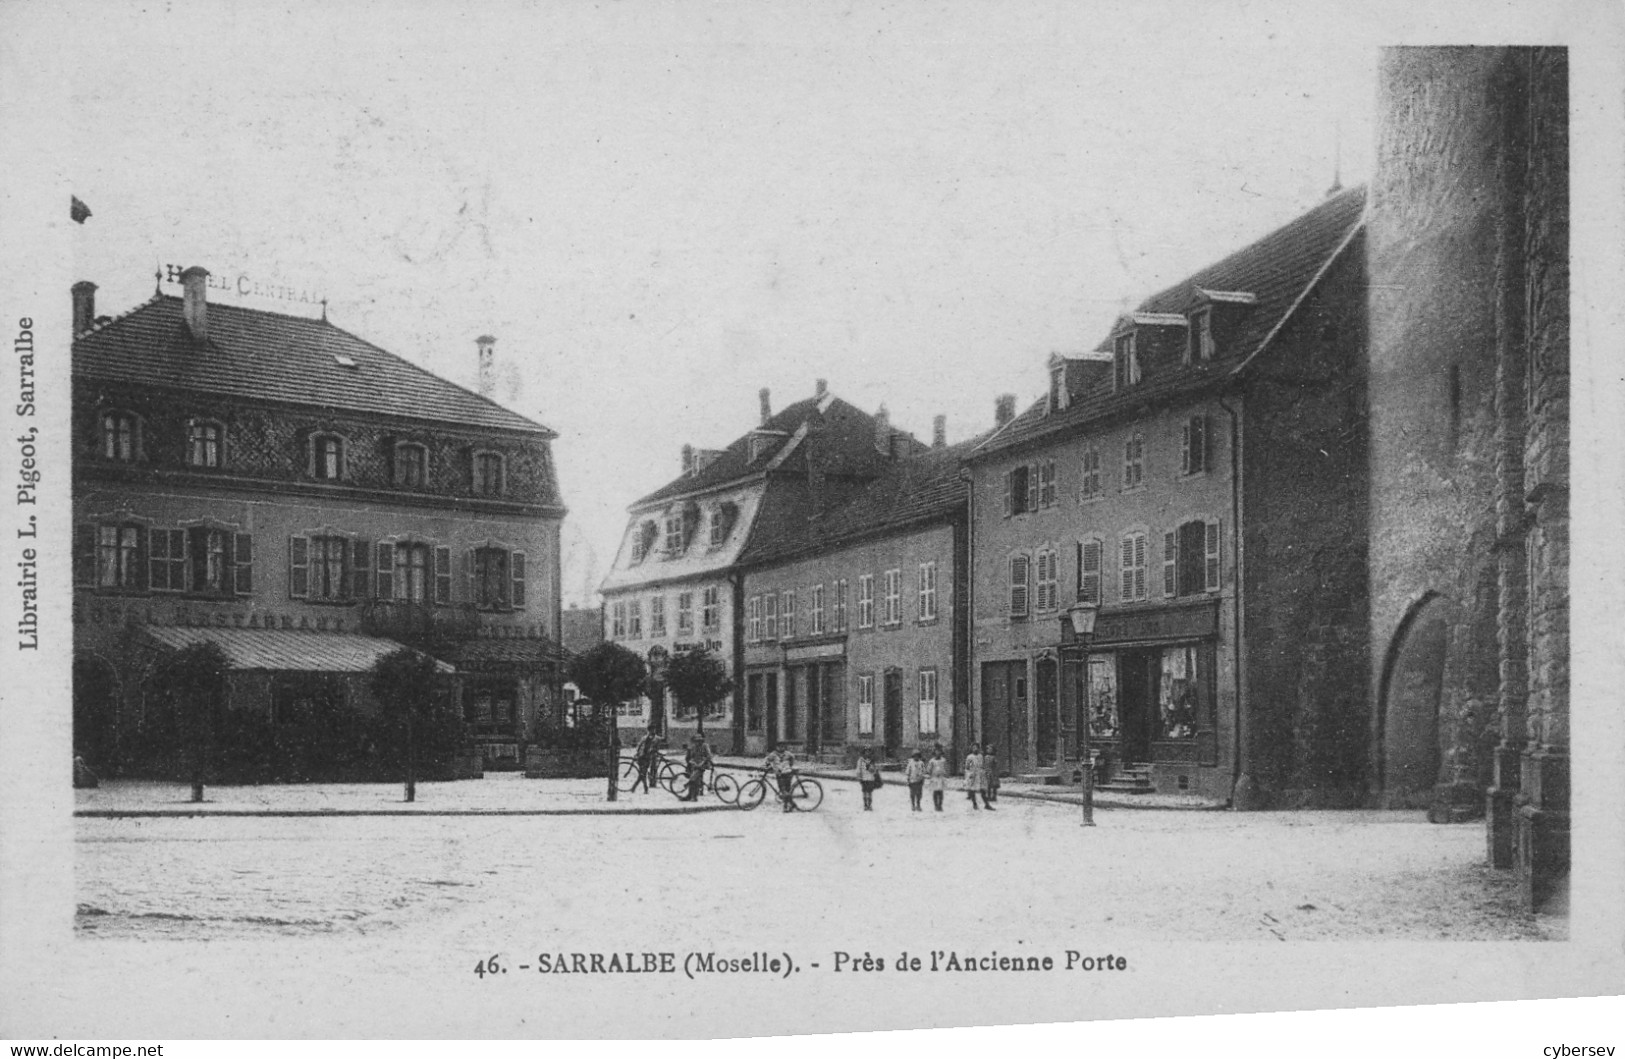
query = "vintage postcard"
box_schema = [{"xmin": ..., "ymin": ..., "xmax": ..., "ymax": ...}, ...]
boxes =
[{"xmin": 1, "ymin": 0, "xmax": 1621, "ymax": 1046}]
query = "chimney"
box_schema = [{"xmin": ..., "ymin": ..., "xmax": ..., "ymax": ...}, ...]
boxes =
[
  {"xmin": 815, "ymin": 378, "xmax": 828, "ymax": 400},
  {"xmin": 874, "ymin": 403, "xmax": 893, "ymax": 456},
  {"xmin": 180, "ymin": 266, "xmax": 209, "ymax": 340},
  {"xmin": 995, "ymin": 393, "xmax": 1016, "ymax": 427},
  {"xmin": 476, "ymin": 335, "xmax": 496, "ymax": 398},
  {"xmin": 932, "ymin": 415, "xmax": 946, "ymax": 449},
  {"xmin": 759, "ymin": 387, "xmax": 772, "ymax": 426},
  {"xmin": 682, "ymin": 443, "xmax": 695, "ymax": 476},
  {"xmin": 71, "ymin": 281, "xmax": 96, "ymax": 335}
]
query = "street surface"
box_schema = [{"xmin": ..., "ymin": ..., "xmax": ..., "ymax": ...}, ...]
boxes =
[{"xmin": 76, "ymin": 774, "xmax": 1558, "ymax": 945}]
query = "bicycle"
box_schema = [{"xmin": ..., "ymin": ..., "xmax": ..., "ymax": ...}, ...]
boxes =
[
  {"xmin": 736, "ymin": 768, "xmax": 823, "ymax": 812},
  {"xmin": 618, "ymin": 750, "xmax": 677, "ymax": 794},
  {"xmin": 663, "ymin": 760, "xmax": 740, "ymax": 804}
]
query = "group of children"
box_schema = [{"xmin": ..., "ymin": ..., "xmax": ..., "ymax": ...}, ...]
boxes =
[{"xmin": 855, "ymin": 744, "xmax": 1000, "ymax": 812}]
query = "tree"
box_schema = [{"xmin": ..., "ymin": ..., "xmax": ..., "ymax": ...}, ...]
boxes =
[
  {"xmin": 567, "ymin": 642, "xmax": 647, "ymax": 801},
  {"xmin": 151, "ymin": 641, "xmax": 229, "ymax": 802},
  {"xmin": 370, "ymin": 647, "xmax": 444, "ymax": 803},
  {"xmin": 663, "ymin": 647, "xmax": 733, "ymax": 740}
]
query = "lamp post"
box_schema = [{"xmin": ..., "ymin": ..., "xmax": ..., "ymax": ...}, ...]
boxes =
[{"xmin": 1064, "ymin": 602, "xmax": 1099, "ymax": 826}]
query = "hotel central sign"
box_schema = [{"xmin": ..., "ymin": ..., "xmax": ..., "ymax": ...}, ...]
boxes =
[{"xmin": 159, "ymin": 263, "xmax": 324, "ymax": 308}]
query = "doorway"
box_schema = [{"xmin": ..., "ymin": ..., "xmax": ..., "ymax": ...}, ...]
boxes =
[
  {"xmin": 1035, "ymin": 657, "xmax": 1058, "ymax": 766},
  {"xmin": 1117, "ymin": 648, "xmax": 1157, "ymax": 762},
  {"xmin": 980, "ymin": 660, "xmax": 1030, "ymax": 775},
  {"xmin": 882, "ymin": 669, "xmax": 903, "ymax": 759}
]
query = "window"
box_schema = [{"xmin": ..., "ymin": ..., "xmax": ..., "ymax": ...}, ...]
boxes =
[
  {"xmin": 780, "ymin": 590, "xmax": 796, "ymax": 639},
  {"xmin": 394, "ymin": 443, "xmax": 428, "ymax": 487},
  {"xmin": 1113, "ymin": 331, "xmax": 1140, "ymax": 389},
  {"xmin": 1123, "ymin": 433, "xmax": 1144, "ymax": 490},
  {"xmin": 1076, "ymin": 537, "xmax": 1104, "ymax": 605},
  {"xmin": 473, "ymin": 452, "xmax": 505, "ymax": 496},
  {"xmin": 1080, "ymin": 443, "xmax": 1102, "ymax": 500},
  {"xmin": 311, "ymin": 535, "xmax": 351, "ymax": 601},
  {"xmin": 664, "ymin": 513, "xmax": 685, "ymax": 556},
  {"xmin": 395, "ymin": 542, "xmax": 430, "ymax": 603},
  {"xmin": 676, "ymin": 591, "xmax": 694, "ymax": 633},
  {"xmin": 650, "ymin": 596, "xmax": 666, "ymax": 637},
  {"xmin": 918, "ymin": 561, "xmax": 938, "ymax": 622},
  {"xmin": 709, "ymin": 504, "xmax": 736, "ymax": 547},
  {"xmin": 1180, "ymin": 416, "xmax": 1209, "ymax": 475},
  {"xmin": 1188, "ymin": 307, "xmax": 1215, "ymax": 363},
  {"xmin": 833, "ymin": 579, "xmax": 849, "ymax": 632},
  {"xmin": 1038, "ymin": 460, "xmax": 1057, "ymax": 507},
  {"xmin": 857, "ymin": 674, "xmax": 875, "ymax": 736},
  {"xmin": 631, "ymin": 521, "xmax": 658, "ymax": 563},
  {"xmin": 186, "ymin": 419, "xmax": 222, "ymax": 468},
  {"xmin": 857, "ymin": 575, "xmax": 875, "ymax": 629},
  {"xmin": 434, "ymin": 545, "xmax": 453, "ymax": 604},
  {"xmin": 1003, "ymin": 464, "xmax": 1038, "ymax": 516},
  {"xmin": 810, "ymin": 584, "xmax": 825, "ymax": 635},
  {"xmin": 626, "ymin": 597, "xmax": 643, "ymax": 639},
  {"xmin": 1034, "ymin": 548, "xmax": 1059, "ymax": 612},
  {"xmin": 747, "ymin": 595, "xmax": 762, "ymax": 643},
  {"xmin": 149, "ymin": 529, "xmax": 187, "ymax": 592},
  {"xmin": 1164, "ymin": 519, "xmax": 1223, "ymax": 597},
  {"xmin": 78, "ymin": 523, "xmax": 144, "ymax": 589},
  {"xmin": 882, "ymin": 569, "xmax": 902, "ymax": 626},
  {"xmin": 917, "ymin": 669, "xmax": 939, "ymax": 738},
  {"xmin": 1163, "ymin": 530, "xmax": 1178, "ymax": 598},
  {"xmin": 1120, "ymin": 531, "xmax": 1148, "ymax": 602},
  {"xmin": 100, "ymin": 412, "xmax": 139, "ymax": 462},
  {"xmin": 474, "ymin": 546, "xmax": 524, "ymax": 609},
  {"xmin": 612, "ymin": 600, "xmax": 628, "ymax": 639},
  {"xmin": 311, "ymin": 434, "xmax": 344, "ymax": 480},
  {"xmin": 1009, "ymin": 554, "xmax": 1030, "ymax": 617},
  {"xmin": 702, "ymin": 586, "xmax": 720, "ymax": 630},
  {"xmin": 762, "ymin": 592, "xmax": 778, "ymax": 640}
]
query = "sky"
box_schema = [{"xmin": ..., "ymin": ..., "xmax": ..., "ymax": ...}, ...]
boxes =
[{"xmin": 65, "ymin": 0, "xmax": 1386, "ymax": 608}]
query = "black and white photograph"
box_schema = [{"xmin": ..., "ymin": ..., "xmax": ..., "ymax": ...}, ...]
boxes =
[{"xmin": 1, "ymin": 0, "xmax": 1621, "ymax": 1048}]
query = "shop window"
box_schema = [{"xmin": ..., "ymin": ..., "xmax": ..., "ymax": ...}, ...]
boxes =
[
  {"xmin": 746, "ymin": 673, "xmax": 766, "ymax": 732},
  {"xmin": 186, "ymin": 418, "xmax": 224, "ymax": 468},
  {"xmin": 1086, "ymin": 656, "xmax": 1119, "ymax": 738},
  {"xmin": 1157, "ymin": 646, "xmax": 1201, "ymax": 739}
]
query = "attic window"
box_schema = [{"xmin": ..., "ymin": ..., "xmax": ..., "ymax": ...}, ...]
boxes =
[
  {"xmin": 1049, "ymin": 365, "xmax": 1068, "ymax": 413},
  {"xmin": 333, "ymin": 354, "xmax": 358, "ymax": 368},
  {"xmin": 1113, "ymin": 331, "xmax": 1140, "ymax": 390},
  {"xmin": 1186, "ymin": 307, "xmax": 1215, "ymax": 364},
  {"xmin": 749, "ymin": 434, "xmax": 772, "ymax": 463}
]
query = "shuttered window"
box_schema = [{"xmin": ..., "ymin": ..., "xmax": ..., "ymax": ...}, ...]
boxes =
[
  {"xmin": 1181, "ymin": 415, "xmax": 1209, "ymax": 475},
  {"xmin": 1009, "ymin": 554, "xmax": 1030, "ymax": 617},
  {"xmin": 1076, "ymin": 537, "xmax": 1103, "ymax": 605},
  {"xmin": 1120, "ymin": 532, "xmax": 1148, "ymax": 602}
]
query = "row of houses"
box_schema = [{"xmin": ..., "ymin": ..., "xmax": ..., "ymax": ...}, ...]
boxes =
[{"xmin": 599, "ymin": 47, "xmax": 1570, "ymax": 906}]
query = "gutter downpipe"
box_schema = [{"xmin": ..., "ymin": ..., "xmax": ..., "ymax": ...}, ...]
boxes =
[
  {"xmin": 1218, "ymin": 392, "xmax": 1255, "ymax": 810},
  {"xmin": 958, "ymin": 465, "xmax": 977, "ymax": 766}
]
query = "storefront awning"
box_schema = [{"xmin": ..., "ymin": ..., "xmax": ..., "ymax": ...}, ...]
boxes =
[{"xmin": 143, "ymin": 626, "xmax": 454, "ymax": 674}]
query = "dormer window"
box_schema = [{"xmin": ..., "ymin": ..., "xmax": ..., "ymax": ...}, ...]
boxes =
[
  {"xmin": 473, "ymin": 451, "xmax": 505, "ymax": 496},
  {"xmin": 1113, "ymin": 331, "xmax": 1140, "ymax": 390},
  {"xmin": 185, "ymin": 418, "xmax": 223, "ymax": 468},
  {"xmin": 100, "ymin": 410, "xmax": 141, "ymax": 462},
  {"xmin": 749, "ymin": 434, "xmax": 772, "ymax": 463},
  {"xmin": 631, "ymin": 520, "xmax": 659, "ymax": 563},
  {"xmin": 394, "ymin": 442, "xmax": 429, "ymax": 488},
  {"xmin": 1049, "ymin": 365, "xmax": 1069, "ymax": 413},
  {"xmin": 310, "ymin": 433, "xmax": 346, "ymax": 480},
  {"xmin": 1187, "ymin": 307, "xmax": 1215, "ymax": 363},
  {"xmin": 709, "ymin": 502, "xmax": 738, "ymax": 547}
]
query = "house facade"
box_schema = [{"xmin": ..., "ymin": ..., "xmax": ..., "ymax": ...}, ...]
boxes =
[
  {"xmin": 735, "ymin": 423, "xmax": 977, "ymax": 764},
  {"xmin": 600, "ymin": 384, "xmax": 918, "ymax": 751},
  {"xmin": 966, "ymin": 187, "xmax": 1370, "ymax": 805},
  {"xmin": 71, "ymin": 268, "xmax": 566, "ymax": 776}
]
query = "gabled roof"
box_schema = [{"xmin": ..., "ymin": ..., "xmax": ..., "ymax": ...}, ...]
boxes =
[
  {"xmin": 632, "ymin": 394, "xmax": 924, "ymax": 508},
  {"xmin": 74, "ymin": 294, "xmax": 552, "ymax": 436},
  {"xmin": 737, "ymin": 431, "xmax": 990, "ymax": 568},
  {"xmin": 974, "ymin": 185, "xmax": 1366, "ymax": 459}
]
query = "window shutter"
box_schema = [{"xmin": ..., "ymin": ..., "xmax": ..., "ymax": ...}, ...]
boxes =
[
  {"xmin": 434, "ymin": 546, "xmax": 452, "ymax": 604},
  {"xmin": 74, "ymin": 524, "xmax": 95, "ymax": 586},
  {"xmin": 1195, "ymin": 415, "xmax": 1208, "ymax": 472},
  {"xmin": 1010, "ymin": 555, "xmax": 1029, "ymax": 616},
  {"xmin": 289, "ymin": 535, "xmax": 309, "ymax": 599},
  {"xmin": 511, "ymin": 551, "xmax": 527, "ymax": 608},
  {"xmin": 1026, "ymin": 463, "xmax": 1040, "ymax": 513},
  {"xmin": 1205, "ymin": 520, "xmax": 1221, "ymax": 591},
  {"xmin": 1180, "ymin": 422, "xmax": 1192, "ymax": 475},
  {"xmin": 1119, "ymin": 537, "xmax": 1133, "ymax": 603},
  {"xmin": 1080, "ymin": 538, "xmax": 1102, "ymax": 605},
  {"xmin": 1134, "ymin": 534, "xmax": 1147, "ymax": 600},
  {"xmin": 233, "ymin": 533, "xmax": 253, "ymax": 595},
  {"xmin": 375, "ymin": 542, "xmax": 394, "ymax": 601},
  {"xmin": 1002, "ymin": 471, "xmax": 1013, "ymax": 517},
  {"xmin": 1163, "ymin": 531, "xmax": 1177, "ymax": 596},
  {"xmin": 346, "ymin": 539, "xmax": 367, "ymax": 599}
]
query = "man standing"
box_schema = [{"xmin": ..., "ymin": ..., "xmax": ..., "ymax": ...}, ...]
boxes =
[
  {"xmin": 683, "ymin": 734, "xmax": 712, "ymax": 801},
  {"xmin": 633, "ymin": 727, "xmax": 661, "ymax": 793},
  {"xmin": 963, "ymin": 746, "xmax": 984, "ymax": 810}
]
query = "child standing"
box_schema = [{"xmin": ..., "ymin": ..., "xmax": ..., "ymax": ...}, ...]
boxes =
[
  {"xmin": 963, "ymin": 746, "xmax": 984, "ymax": 810},
  {"xmin": 904, "ymin": 750, "xmax": 927, "ymax": 811},
  {"xmin": 856, "ymin": 747, "xmax": 881, "ymax": 810},
  {"xmin": 926, "ymin": 746, "xmax": 949, "ymax": 811}
]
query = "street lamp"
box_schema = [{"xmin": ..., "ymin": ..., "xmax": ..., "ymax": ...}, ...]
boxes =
[{"xmin": 1064, "ymin": 602, "xmax": 1099, "ymax": 826}]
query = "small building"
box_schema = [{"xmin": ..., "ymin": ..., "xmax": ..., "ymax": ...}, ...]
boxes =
[
  {"xmin": 735, "ymin": 414, "xmax": 985, "ymax": 765},
  {"xmin": 71, "ymin": 269, "xmax": 567, "ymax": 777},
  {"xmin": 964, "ymin": 187, "xmax": 1371, "ymax": 804},
  {"xmin": 599, "ymin": 383, "xmax": 923, "ymax": 751}
]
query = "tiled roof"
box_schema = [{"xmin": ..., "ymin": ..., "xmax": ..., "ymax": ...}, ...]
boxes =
[
  {"xmin": 441, "ymin": 636, "xmax": 571, "ymax": 667},
  {"xmin": 974, "ymin": 186, "xmax": 1366, "ymax": 459},
  {"xmin": 737, "ymin": 433, "xmax": 989, "ymax": 568},
  {"xmin": 143, "ymin": 626, "xmax": 454, "ymax": 673},
  {"xmin": 74, "ymin": 294, "xmax": 552, "ymax": 436},
  {"xmin": 633, "ymin": 394, "xmax": 922, "ymax": 508}
]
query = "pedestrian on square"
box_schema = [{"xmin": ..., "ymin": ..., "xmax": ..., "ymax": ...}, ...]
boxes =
[
  {"xmin": 856, "ymin": 746, "xmax": 881, "ymax": 811},
  {"xmin": 963, "ymin": 745, "xmax": 984, "ymax": 810},
  {"xmin": 981, "ymin": 743, "xmax": 999, "ymax": 809},
  {"xmin": 904, "ymin": 750, "xmax": 927, "ymax": 811},
  {"xmin": 682, "ymin": 734, "xmax": 712, "ymax": 801},
  {"xmin": 633, "ymin": 727, "xmax": 660, "ymax": 793},
  {"xmin": 765, "ymin": 747, "xmax": 796, "ymax": 812},
  {"xmin": 926, "ymin": 746, "xmax": 949, "ymax": 811}
]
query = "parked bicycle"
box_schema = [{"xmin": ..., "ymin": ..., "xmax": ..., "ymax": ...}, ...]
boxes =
[
  {"xmin": 664, "ymin": 759, "xmax": 741, "ymax": 803},
  {"xmin": 736, "ymin": 767, "xmax": 824, "ymax": 811}
]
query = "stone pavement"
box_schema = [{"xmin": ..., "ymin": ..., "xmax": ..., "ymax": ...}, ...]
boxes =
[
  {"xmin": 74, "ymin": 771, "xmax": 732, "ymax": 816},
  {"xmin": 709, "ymin": 754, "xmax": 1227, "ymax": 810}
]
